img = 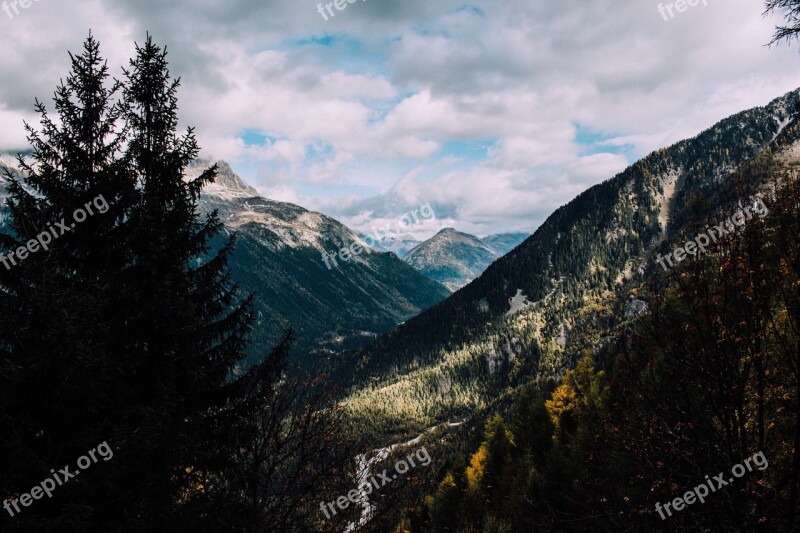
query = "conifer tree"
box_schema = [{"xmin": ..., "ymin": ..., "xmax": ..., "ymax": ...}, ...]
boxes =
[
  {"xmin": 1, "ymin": 34, "xmax": 356, "ymax": 532},
  {"xmin": 0, "ymin": 35, "xmax": 254, "ymax": 530},
  {"xmin": 103, "ymin": 35, "xmax": 254, "ymax": 529},
  {"xmin": 0, "ymin": 35, "xmax": 129, "ymax": 531}
]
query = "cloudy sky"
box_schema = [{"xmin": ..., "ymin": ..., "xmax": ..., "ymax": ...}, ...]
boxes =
[{"xmin": 0, "ymin": 0, "xmax": 798, "ymax": 238}]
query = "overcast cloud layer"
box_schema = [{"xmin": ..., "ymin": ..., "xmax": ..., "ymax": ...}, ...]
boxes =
[{"xmin": 0, "ymin": 0, "xmax": 797, "ymax": 237}]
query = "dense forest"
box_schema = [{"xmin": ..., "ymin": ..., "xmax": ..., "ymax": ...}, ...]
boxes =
[{"xmin": 395, "ymin": 148, "xmax": 800, "ymax": 532}]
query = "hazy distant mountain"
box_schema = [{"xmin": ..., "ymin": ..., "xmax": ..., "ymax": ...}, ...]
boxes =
[
  {"xmin": 404, "ymin": 228, "xmax": 495, "ymax": 291},
  {"xmin": 481, "ymin": 232, "xmax": 529, "ymax": 254},
  {"xmin": 363, "ymin": 233, "xmax": 421, "ymax": 258},
  {"xmin": 403, "ymin": 228, "xmax": 528, "ymax": 291}
]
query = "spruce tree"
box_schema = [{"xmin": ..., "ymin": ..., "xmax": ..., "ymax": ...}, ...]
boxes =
[
  {"xmin": 0, "ymin": 35, "xmax": 129, "ymax": 531},
  {"xmin": 1, "ymin": 35, "xmax": 355, "ymax": 532},
  {"xmin": 0, "ymin": 35, "xmax": 254, "ymax": 531},
  {"xmin": 104, "ymin": 35, "xmax": 254, "ymax": 529}
]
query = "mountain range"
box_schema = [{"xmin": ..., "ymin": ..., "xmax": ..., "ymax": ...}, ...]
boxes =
[
  {"xmin": 404, "ymin": 228, "xmax": 528, "ymax": 291},
  {"xmin": 4, "ymin": 87, "xmax": 796, "ymax": 390},
  {"xmin": 334, "ymin": 88, "xmax": 800, "ymax": 441},
  {"xmin": 0, "ymin": 158, "xmax": 452, "ymax": 368},
  {"xmin": 0, "ymin": 155, "xmax": 528, "ymax": 369},
  {"xmin": 4, "ymin": 87, "xmax": 797, "ymax": 416}
]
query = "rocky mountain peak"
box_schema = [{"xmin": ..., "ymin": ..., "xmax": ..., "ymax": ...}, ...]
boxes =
[
  {"xmin": 213, "ymin": 160, "xmax": 260, "ymax": 195},
  {"xmin": 185, "ymin": 159, "xmax": 259, "ymax": 199}
]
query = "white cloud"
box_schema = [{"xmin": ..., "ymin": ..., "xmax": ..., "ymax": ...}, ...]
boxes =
[{"xmin": 0, "ymin": 0, "xmax": 797, "ymax": 236}]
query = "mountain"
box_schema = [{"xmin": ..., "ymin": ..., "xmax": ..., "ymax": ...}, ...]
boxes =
[
  {"xmin": 403, "ymin": 228, "xmax": 528, "ymax": 291},
  {"xmin": 481, "ymin": 232, "xmax": 529, "ymax": 254},
  {"xmin": 337, "ymin": 88, "xmax": 800, "ymax": 441},
  {"xmin": 415, "ymin": 134, "xmax": 800, "ymax": 532},
  {"xmin": 188, "ymin": 161, "xmax": 452, "ymax": 367},
  {"xmin": 363, "ymin": 233, "xmax": 421, "ymax": 258},
  {"xmin": 0, "ymin": 158, "xmax": 451, "ymax": 368},
  {"xmin": 404, "ymin": 228, "xmax": 497, "ymax": 291}
]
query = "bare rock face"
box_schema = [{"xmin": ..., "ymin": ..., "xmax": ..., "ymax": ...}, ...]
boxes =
[{"xmin": 624, "ymin": 297, "xmax": 649, "ymax": 320}]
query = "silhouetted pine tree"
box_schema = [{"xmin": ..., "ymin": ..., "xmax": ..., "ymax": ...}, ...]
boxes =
[
  {"xmin": 0, "ymin": 34, "xmax": 357, "ymax": 533},
  {"xmin": 106, "ymin": 35, "xmax": 254, "ymax": 530},
  {"xmin": 0, "ymin": 35, "xmax": 254, "ymax": 531},
  {"xmin": 0, "ymin": 35, "xmax": 131, "ymax": 532}
]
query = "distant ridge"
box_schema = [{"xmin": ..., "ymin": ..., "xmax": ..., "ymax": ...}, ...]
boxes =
[{"xmin": 404, "ymin": 228, "xmax": 528, "ymax": 290}]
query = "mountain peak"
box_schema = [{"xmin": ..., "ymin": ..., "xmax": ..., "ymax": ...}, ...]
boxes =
[
  {"xmin": 406, "ymin": 229, "xmax": 502, "ymax": 290},
  {"xmin": 434, "ymin": 227, "xmax": 463, "ymax": 237},
  {"xmin": 186, "ymin": 159, "xmax": 259, "ymax": 198},
  {"xmin": 433, "ymin": 227, "xmax": 476, "ymax": 239},
  {"xmin": 213, "ymin": 160, "xmax": 260, "ymax": 195}
]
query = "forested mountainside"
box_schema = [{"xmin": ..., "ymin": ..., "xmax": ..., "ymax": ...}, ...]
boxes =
[
  {"xmin": 348, "ymin": 91, "xmax": 800, "ymax": 532},
  {"xmin": 334, "ymin": 89, "xmax": 798, "ymax": 441},
  {"xmin": 403, "ymin": 117, "xmax": 800, "ymax": 533},
  {"xmin": 404, "ymin": 228, "xmax": 529, "ymax": 291},
  {"xmin": 189, "ymin": 161, "xmax": 452, "ymax": 367}
]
